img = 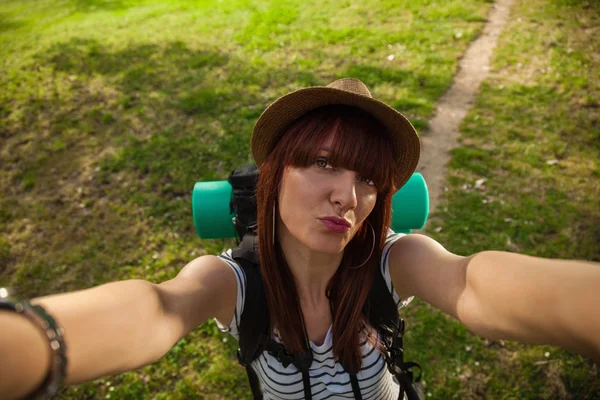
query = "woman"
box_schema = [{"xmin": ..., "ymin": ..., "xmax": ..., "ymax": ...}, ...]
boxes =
[{"xmin": 1, "ymin": 78, "xmax": 599, "ymax": 400}]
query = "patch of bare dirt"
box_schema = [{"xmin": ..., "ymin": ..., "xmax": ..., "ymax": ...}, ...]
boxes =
[{"xmin": 416, "ymin": 0, "xmax": 515, "ymax": 220}]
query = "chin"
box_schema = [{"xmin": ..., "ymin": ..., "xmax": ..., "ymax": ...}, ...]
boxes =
[{"xmin": 302, "ymin": 233, "xmax": 347, "ymax": 254}]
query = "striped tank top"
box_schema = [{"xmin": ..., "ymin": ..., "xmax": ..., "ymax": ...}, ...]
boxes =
[{"xmin": 215, "ymin": 230, "xmax": 413, "ymax": 400}]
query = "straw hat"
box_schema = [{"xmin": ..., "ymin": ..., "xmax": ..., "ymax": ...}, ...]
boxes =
[{"xmin": 251, "ymin": 78, "xmax": 421, "ymax": 190}]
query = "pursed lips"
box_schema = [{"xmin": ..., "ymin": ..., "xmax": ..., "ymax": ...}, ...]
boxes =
[
  {"xmin": 318, "ymin": 216, "xmax": 352, "ymax": 234},
  {"xmin": 319, "ymin": 216, "xmax": 352, "ymax": 227}
]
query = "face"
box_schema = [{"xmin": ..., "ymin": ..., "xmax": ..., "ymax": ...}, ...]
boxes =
[{"xmin": 276, "ymin": 135, "xmax": 378, "ymax": 254}]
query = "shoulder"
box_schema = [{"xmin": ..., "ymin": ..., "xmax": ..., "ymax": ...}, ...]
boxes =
[
  {"xmin": 386, "ymin": 233, "xmax": 470, "ymax": 318},
  {"xmin": 388, "ymin": 233, "xmax": 453, "ymax": 261},
  {"xmin": 176, "ymin": 253, "xmax": 237, "ymax": 285},
  {"xmin": 170, "ymin": 254, "xmax": 240, "ymax": 325}
]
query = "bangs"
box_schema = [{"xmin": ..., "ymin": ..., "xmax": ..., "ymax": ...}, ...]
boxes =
[{"xmin": 278, "ymin": 105, "xmax": 397, "ymax": 193}]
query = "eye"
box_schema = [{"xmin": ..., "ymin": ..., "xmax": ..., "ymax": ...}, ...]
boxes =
[
  {"xmin": 359, "ymin": 176, "xmax": 376, "ymax": 187},
  {"xmin": 315, "ymin": 156, "xmax": 333, "ymax": 169}
]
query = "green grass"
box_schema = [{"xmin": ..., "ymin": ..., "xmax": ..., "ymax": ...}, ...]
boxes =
[
  {"xmin": 1, "ymin": 0, "xmax": 598, "ymax": 398},
  {"xmin": 420, "ymin": 0, "xmax": 600, "ymax": 398},
  {"xmin": 0, "ymin": 0, "xmax": 491, "ymax": 398}
]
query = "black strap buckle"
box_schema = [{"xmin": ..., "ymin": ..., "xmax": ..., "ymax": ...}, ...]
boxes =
[
  {"xmin": 402, "ymin": 361, "xmax": 423, "ymax": 383},
  {"xmin": 236, "ymin": 348, "xmax": 248, "ymax": 367}
]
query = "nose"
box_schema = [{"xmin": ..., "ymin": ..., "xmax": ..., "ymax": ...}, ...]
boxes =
[{"xmin": 330, "ymin": 170, "xmax": 358, "ymax": 212}]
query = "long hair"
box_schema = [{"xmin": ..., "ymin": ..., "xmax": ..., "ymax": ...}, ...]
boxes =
[{"xmin": 255, "ymin": 105, "xmax": 397, "ymax": 373}]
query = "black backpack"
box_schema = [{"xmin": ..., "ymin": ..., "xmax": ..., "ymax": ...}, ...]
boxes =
[{"xmin": 227, "ymin": 164, "xmax": 423, "ymax": 400}]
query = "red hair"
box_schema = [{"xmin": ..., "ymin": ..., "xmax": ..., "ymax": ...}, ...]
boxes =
[{"xmin": 255, "ymin": 105, "xmax": 397, "ymax": 372}]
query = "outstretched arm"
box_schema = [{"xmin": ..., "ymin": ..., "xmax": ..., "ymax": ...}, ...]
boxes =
[
  {"xmin": 0, "ymin": 255, "xmax": 236, "ymax": 399},
  {"xmin": 388, "ymin": 234, "xmax": 600, "ymax": 360}
]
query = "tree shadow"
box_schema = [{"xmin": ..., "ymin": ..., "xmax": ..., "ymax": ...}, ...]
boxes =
[
  {"xmin": 3, "ymin": 35, "xmax": 454, "ymax": 295},
  {"xmin": 0, "ymin": 11, "xmax": 26, "ymax": 33},
  {"xmin": 2, "ymin": 32, "xmax": 462, "ymax": 296},
  {"xmin": 2, "ymin": 37, "xmax": 319, "ymax": 295},
  {"xmin": 40, "ymin": 38, "xmax": 229, "ymax": 98},
  {"xmin": 550, "ymin": 0, "xmax": 597, "ymax": 8},
  {"xmin": 72, "ymin": 0, "xmax": 131, "ymax": 12}
]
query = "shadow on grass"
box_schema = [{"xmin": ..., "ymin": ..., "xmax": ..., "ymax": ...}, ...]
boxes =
[
  {"xmin": 551, "ymin": 0, "xmax": 597, "ymax": 8},
  {"xmin": 1, "ymin": 34, "xmax": 451, "ymax": 297},
  {"xmin": 73, "ymin": 0, "xmax": 132, "ymax": 12},
  {"xmin": 41, "ymin": 38, "xmax": 229, "ymax": 108},
  {"xmin": 1, "ymin": 37, "xmax": 320, "ymax": 297},
  {"xmin": 0, "ymin": 11, "xmax": 26, "ymax": 33}
]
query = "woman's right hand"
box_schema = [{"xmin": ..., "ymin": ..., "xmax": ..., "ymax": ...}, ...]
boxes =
[{"xmin": 0, "ymin": 255, "xmax": 237, "ymax": 399}]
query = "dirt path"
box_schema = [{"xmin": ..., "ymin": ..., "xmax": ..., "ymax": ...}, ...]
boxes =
[{"xmin": 416, "ymin": 0, "xmax": 515, "ymax": 224}]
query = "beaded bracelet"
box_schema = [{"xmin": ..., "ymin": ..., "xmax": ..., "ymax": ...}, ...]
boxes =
[{"xmin": 0, "ymin": 287, "xmax": 68, "ymax": 399}]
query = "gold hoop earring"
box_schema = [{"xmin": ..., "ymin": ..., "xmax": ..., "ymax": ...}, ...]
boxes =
[
  {"xmin": 272, "ymin": 202, "xmax": 276, "ymax": 245},
  {"xmin": 349, "ymin": 220, "xmax": 375, "ymax": 269}
]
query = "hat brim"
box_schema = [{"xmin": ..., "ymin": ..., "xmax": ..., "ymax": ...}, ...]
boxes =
[{"xmin": 252, "ymin": 86, "xmax": 421, "ymax": 190}]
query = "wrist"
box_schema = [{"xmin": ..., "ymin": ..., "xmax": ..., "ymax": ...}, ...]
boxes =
[
  {"xmin": 0, "ymin": 288, "xmax": 68, "ymax": 399},
  {"xmin": 0, "ymin": 311, "xmax": 52, "ymax": 399}
]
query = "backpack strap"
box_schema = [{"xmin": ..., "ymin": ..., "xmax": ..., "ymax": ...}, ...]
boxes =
[
  {"xmin": 365, "ymin": 263, "xmax": 399, "ymax": 330},
  {"xmin": 232, "ymin": 234, "xmax": 268, "ymax": 399},
  {"xmin": 387, "ymin": 319, "xmax": 424, "ymax": 400},
  {"xmin": 300, "ymin": 367, "xmax": 313, "ymax": 399},
  {"xmin": 238, "ymin": 358, "xmax": 263, "ymax": 400},
  {"xmin": 365, "ymin": 256, "xmax": 424, "ymax": 400},
  {"xmin": 349, "ymin": 374, "xmax": 363, "ymax": 400},
  {"xmin": 233, "ymin": 233, "xmax": 317, "ymax": 399},
  {"xmin": 255, "ymin": 330, "xmax": 315, "ymax": 399},
  {"xmin": 296, "ymin": 334, "xmax": 314, "ymax": 399},
  {"xmin": 228, "ymin": 164, "xmax": 259, "ymax": 242},
  {"xmin": 232, "ymin": 234, "xmax": 268, "ymax": 366}
]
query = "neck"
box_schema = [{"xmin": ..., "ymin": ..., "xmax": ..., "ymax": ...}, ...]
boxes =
[{"xmin": 277, "ymin": 222, "xmax": 342, "ymax": 308}]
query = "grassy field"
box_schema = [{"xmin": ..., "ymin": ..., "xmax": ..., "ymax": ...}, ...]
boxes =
[
  {"xmin": 0, "ymin": 0, "xmax": 598, "ymax": 398},
  {"xmin": 419, "ymin": 0, "xmax": 600, "ymax": 398}
]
